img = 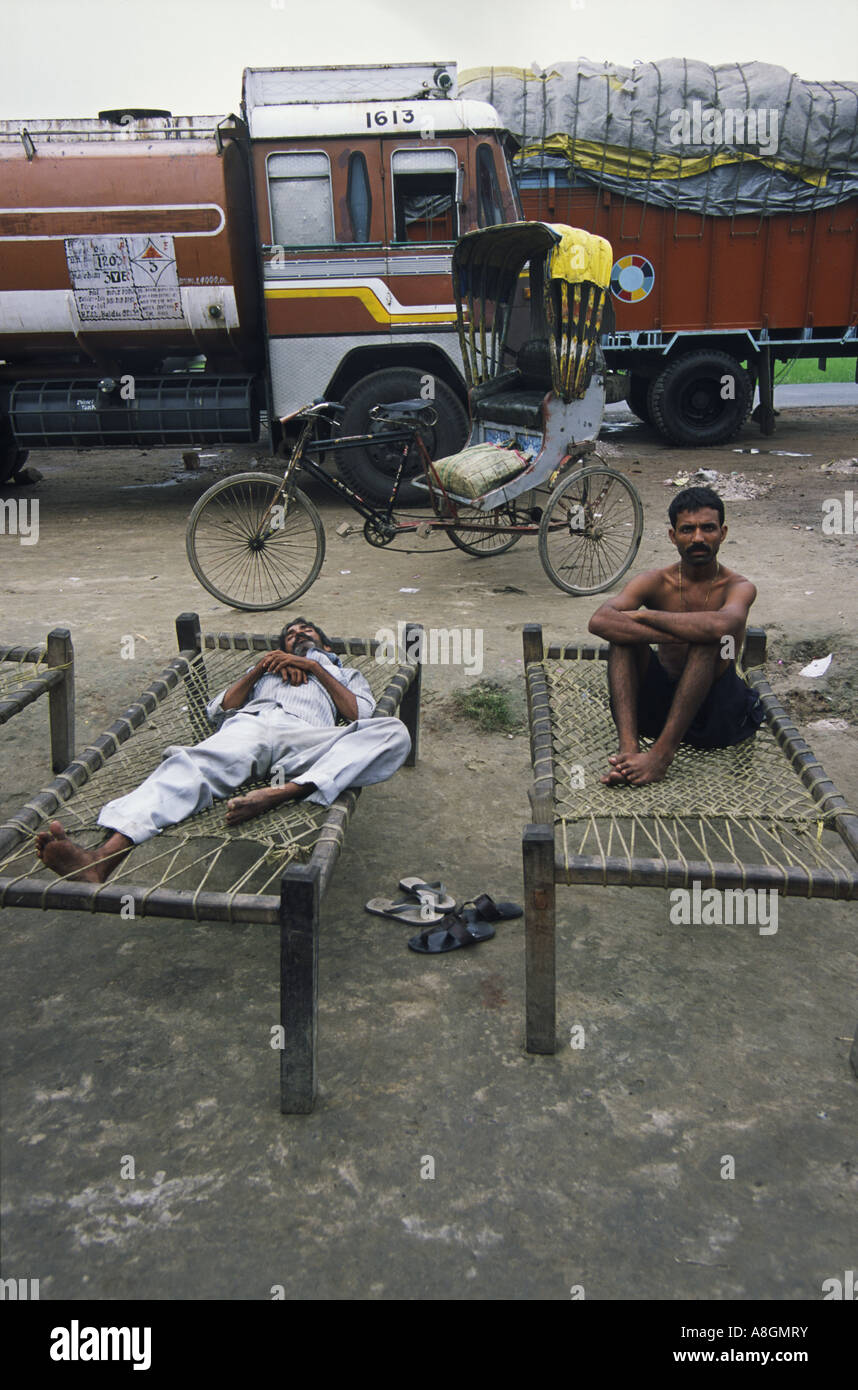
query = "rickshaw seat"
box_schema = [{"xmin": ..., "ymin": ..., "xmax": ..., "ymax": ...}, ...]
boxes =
[
  {"xmin": 516, "ymin": 338, "xmax": 552, "ymax": 387},
  {"xmin": 468, "ymin": 339, "xmax": 553, "ymax": 430},
  {"xmin": 473, "ymin": 391, "xmax": 547, "ymax": 431}
]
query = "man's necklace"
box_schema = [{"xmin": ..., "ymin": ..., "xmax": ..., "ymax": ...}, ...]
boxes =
[{"xmin": 677, "ymin": 561, "xmax": 720, "ymax": 609}]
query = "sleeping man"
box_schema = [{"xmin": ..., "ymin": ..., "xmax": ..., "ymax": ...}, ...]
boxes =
[
  {"xmin": 35, "ymin": 618, "xmax": 411, "ymax": 882},
  {"xmin": 588, "ymin": 485, "xmax": 764, "ymax": 786}
]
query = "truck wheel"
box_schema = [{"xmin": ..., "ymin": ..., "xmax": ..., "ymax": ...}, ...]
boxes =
[
  {"xmin": 626, "ymin": 374, "xmax": 653, "ymax": 424},
  {"xmin": 336, "ymin": 368, "xmax": 468, "ymax": 505},
  {"xmin": 648, "ymin": 352, "xmax": 752, "ymax": 446}
]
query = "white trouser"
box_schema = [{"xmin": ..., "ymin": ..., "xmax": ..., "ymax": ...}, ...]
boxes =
[{"xmin": 97, "ymin": 708, "xmax": 411, "ymax": 845}]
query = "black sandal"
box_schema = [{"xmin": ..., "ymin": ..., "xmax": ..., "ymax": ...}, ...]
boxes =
[
  {"xmin": 461, "ymin": 893, "xmax": 523, "ymax": 924},
  {"xmin": 408, "ymin": 911, "xmax": 496, "ymax": 954}
]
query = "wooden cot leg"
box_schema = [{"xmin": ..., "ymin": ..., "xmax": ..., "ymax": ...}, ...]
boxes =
[
  {"xmin": 46, "ymin": 627, "xmax": 74, "ymax": 773},
  {"xmin": 279, "ymin": 863, "xmax": 322, "ymax": 1114},
  {"xmin": 522, "ymin": 623, "xmax": 544, "ymax": 664},
  {"xmin": 523, "ymin": 822, "xmax": 557, "ymax": 1053},
  {"xmin": 175, "ymin": 612, "xmax": 211, "ymax": 737},
  {"xmin": 175, "ymin": 611, "xmax": 202, "ymax": 656},
  {"xmin": 399, "ymin": 621, "xmax": 423, "ymax": 767},
  {"xmin": 742, "ymin": 626, "xmax": 767, "ymax": 670}
]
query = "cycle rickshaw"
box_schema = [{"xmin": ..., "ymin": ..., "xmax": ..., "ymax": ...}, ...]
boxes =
[{"xmin": 186, "ymin": 221, "xmax": 644, "ymax": 609}]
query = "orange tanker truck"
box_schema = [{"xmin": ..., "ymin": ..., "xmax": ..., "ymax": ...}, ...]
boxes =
[{"xmin": 0, "ymin": 62, "xmax": 521, "ymax": 499}]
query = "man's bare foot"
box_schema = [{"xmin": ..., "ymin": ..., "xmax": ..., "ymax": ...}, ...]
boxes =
[
  {"xmin": 608, "ymin": 747, "xmax": 673, "ymax": 786},
  {"xmin": 601, "ymin": 747, "xmax": 639, "ymax": 785},
  {"xmin": 225, "ymin": 782, "xmax": 314, "ymax": 826},
  {"xmin": 34, "ymin": 820, "xmax": 130, "ymax": 883}
]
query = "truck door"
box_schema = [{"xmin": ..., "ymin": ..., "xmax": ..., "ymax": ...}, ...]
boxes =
[{"xmin": 261, "ymin": 139, "xmax": 388, "ymax": 421}]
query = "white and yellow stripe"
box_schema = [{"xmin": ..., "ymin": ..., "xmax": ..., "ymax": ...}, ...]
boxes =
[{"xmin": 264, "ymin": 277, "xmax": 457, "ymax": 325}]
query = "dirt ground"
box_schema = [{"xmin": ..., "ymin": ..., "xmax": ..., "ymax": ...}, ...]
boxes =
[{"xmin": 1, "ymin": 400, "xmax": 856, "ymax": 1303}]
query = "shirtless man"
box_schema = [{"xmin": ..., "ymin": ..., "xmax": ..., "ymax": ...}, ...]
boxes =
[
  {"xmin": 34, "ymin": 617, "xmax": 410, "ymax": 882},
  {"xmin": 588, "ymin": 485, "xmax": 763, "ymax": 786}
]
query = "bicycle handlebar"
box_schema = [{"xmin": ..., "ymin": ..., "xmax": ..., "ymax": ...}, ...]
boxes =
[{"xmin": 279, "ymin": 400, "xmax": 345, "ymax": 426}]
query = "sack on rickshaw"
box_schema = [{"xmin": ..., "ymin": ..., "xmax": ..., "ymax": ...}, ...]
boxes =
[{"xmin": 429, "ymin": 440, "xmax": 529, "ymax": 500}]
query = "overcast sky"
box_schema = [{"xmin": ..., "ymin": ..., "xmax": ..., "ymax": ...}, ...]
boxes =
[{"xmin": 1, "ymin": 0, "xmax": 856, "ymax": 118}]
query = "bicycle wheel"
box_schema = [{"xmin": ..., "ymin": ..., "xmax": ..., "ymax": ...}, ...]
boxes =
[
  {"xmin": 186, "ymin": 472, "xmax": 325, "ymax": 610},
  {"xmin": 447, "ymin": 503, "xmax": 523, "ymax": 557},
  {"xmin": 538, "ymin": 465, "xmax": 643, "ymax": 595}
]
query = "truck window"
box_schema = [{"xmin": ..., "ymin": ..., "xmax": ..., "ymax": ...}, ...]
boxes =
[
  {"xmin": 268, "ymin": 151, "xmax": 334, "ymax": 246},
  {"xmin": 346, "ymin": 151, "xmax": 372, "ymax": 243},
  {"xmin": 476, "ymin": 144, "xmax": 504, "ymax": 227},
  {"xmin": 391, "ymin": 148, "xmax": 457, "ymax": 243}
]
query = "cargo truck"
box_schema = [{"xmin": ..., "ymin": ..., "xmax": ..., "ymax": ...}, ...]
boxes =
[
  {"xmin": 461, "ymin": 62, "xmax": 858, "ymax": 447},
  {"xmin": 516, "ymin": 172, "xmax": 858, "ymax": 445},
  {"xmin": 0, "ymin": 62, "xmax": 521, "ymax": 500}
]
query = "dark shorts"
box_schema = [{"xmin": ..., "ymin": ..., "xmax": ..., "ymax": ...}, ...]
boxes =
[{"xmin": 630, "ymin": 651, "xmax": 765, "ymax": 749}]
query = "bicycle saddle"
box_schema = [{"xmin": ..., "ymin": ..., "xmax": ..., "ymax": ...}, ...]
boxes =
[{"xmin": 369, "ymin": 399, "xmax": 437, "ymax": 427}]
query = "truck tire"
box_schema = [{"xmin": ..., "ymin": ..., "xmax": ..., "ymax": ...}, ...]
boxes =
[
  {"xmin": 648, "ymin": 352, "xmax": 752, "ymax": 446},
  {"xmin": 626, "ymin": 374, "xmax": 653, "ymax": 424},
  {"xmin": 336, "ymin": 368, "xmax": 468, "ymax": 505}
]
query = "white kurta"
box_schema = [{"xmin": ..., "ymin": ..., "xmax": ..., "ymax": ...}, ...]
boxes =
[{"xmin": 97, "ymin": 647, "xmax": 410, "ymax": 844}]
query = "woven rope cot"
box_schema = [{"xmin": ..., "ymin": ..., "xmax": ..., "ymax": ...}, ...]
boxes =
[
  {"xmin": 0, "ymin": 615, "xmax": 421, "ymax": 1112},
  {"xmin": 0, "ymin": 651, "xmax": 47, "ymax": 703},
  {"xmin": 0, "ymin": 629, "xmax": 75, "ymax": 771},
  {"xmin": 521, "ymin": 624, "xmax": 858, "ymax": 1058},
  {"xmin": 0, "ymin": 637, "xmax": 400, "ymax": 907}
]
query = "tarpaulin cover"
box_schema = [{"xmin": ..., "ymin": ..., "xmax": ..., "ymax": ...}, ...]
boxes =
[{"xmin": 460, "ymin": 60, "xmax": 858, "ymax": 215}]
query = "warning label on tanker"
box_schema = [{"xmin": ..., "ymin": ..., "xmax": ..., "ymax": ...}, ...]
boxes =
[{"xmin": 65, "ymin": 235, "xmax": 184, "ymax": 321}]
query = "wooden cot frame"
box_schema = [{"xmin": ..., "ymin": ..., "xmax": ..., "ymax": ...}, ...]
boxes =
[
  {"xmin": 0, "ymin": 627, "xmax": 75, "ymax": 772},
  {"xmin": 521, "ymin": 623, "xmax": 858, "ymax": 1077},
  {"xmin": 0, "ymin": 613, "xmax": 422, "ymax": 1114}
]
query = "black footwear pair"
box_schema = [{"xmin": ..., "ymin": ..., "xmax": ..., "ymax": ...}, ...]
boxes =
[{"xmin": 408, "ymin": 893, "xmax": 523, "ymax": 955}]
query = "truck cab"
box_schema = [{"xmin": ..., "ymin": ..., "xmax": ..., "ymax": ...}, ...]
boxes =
[{"xmin": 244, "ymin": 62, "xmax": 522, "ymax": 501}]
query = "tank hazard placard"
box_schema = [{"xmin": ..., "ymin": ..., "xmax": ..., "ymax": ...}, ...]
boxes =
[{"xmin": 64, "ymin": 235, "xmax": 184, "ymax": 322}]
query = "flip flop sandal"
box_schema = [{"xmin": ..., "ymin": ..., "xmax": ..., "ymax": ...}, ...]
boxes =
[
  {"xmin": 408, "ymin": 912, "xmax": 496, "ymax": 954},
  {"xmin": 461, "ymin": 893, "xmax": 523, "ymax": 924},
  {"xmin": 397, "ymin": 876, "xmax": 457, "ymax": 913},
  {"xmin": 365, "ymin": 897, "xmax": 447, "ymax": 925}
]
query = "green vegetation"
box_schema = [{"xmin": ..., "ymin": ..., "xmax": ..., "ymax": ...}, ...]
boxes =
[
  {"xmin": 774, "ymin": 357, "xmax": 855, "ymax": 385},
  {"xmin": 451, "ymin": 680, "xmax": 520, "ymax": 734}
]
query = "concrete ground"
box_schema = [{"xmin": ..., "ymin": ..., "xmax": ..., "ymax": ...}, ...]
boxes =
[{"xmin": 1, "ymin": 401, "xmax": 856, "ymax": 1300}]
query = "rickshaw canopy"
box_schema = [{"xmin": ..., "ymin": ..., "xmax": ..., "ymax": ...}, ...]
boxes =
[
  {"xmin": 453, "ymin": 220, "xmax": 613, "ymax": 400},
  {"xmin": 453, "ymin": 220, "xmax": 611, "ymax": 304}
]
